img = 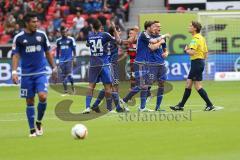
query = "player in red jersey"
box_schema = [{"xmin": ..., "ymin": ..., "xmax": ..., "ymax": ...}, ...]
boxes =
[{"xmin": 127, "ymin": 28, "xmax": 138, "ymax": 88}]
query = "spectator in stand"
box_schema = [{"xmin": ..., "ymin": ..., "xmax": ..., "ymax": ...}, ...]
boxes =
[
  {"xmin": 83, "ymin": 0, "xmax": 93, "ymax": 13},
  {"xmin": 111, "ymin": 12, "xmax": 125, "ymax": 31},
  {"xmin": 35, "ymin": 3, "xmax": 45, "ymax": 21},
  {"xmin": 4, "ymin": 14, "xmax": 16, "ymax": 35},
  {"xmin": 69, "ymin": 0, "xmax": 84, "ymax": 14},
  {"xmin": 53, "ymin": 13, "xmax": 62, "ymax": 31},
  {"xmin": 106, "ymin": 0, "xmax": 120, "ymax": 12},
  {"xmin": 0, "ymin": 0, "xmax": 131, "ymax": 44},
  {"xmin": 17, "ymin": 13, "xmax": 25, "ymax": 29},
  {"xmin": 12, "ymin": 6, "xmax": 22, "ymax": 19},
  {"xmin": 12, "ymin": 23, "xmax": 21, "ymax": 38},
  {"xmin": 46, "ymin": 21, "xmax": 55, "ymax": 39},
  {"xmin": 98, "ymin": 11, "xmax": 107, "ymax": 26},
  {"xmin": 73, "ymin": 12, "xmax": 85, "ymax": 31},
  {"xmin": 77, "ymin": 21, "xmax": 91, "ymax": 41},
  {"xmin": 86, "ymin": 13, "xmax": 96, "ymax": 25},
  {"xmin": 48, "ymin": 31, "xmax": 56, "ymax": 42},
  {"xmin": 93, "ymin": 0, "xmax": 103, "ymax": 12},
  {"xmin": 105, "ymin": 19, "xmax": 111, "ymax": 32}
]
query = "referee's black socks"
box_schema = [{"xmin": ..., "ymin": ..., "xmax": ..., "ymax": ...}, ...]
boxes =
[
  {"xmin": 198, "ymin": 88, "xmax": 213, "ymax": 107},
  {"xmin": 179, "ymin": 88, "xmax": 192, "ymax": 107}
]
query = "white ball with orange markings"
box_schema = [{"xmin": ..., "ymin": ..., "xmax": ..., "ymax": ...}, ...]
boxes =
[{"xmin": 71, "ymin": 124, "xmax": 88, "ymax": 139}]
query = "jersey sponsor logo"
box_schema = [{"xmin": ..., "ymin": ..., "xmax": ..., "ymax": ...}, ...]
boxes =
[
  {"xmin": 36, "ymin": 36, "xmax": 42, "ymax": 42},
  {"xmin": 25, "ymin": 45, "xmax": 42, "ymax": 53},
  {"xmin": 60, "ymin": 45, "xmax": 69, "ymax": 50}
]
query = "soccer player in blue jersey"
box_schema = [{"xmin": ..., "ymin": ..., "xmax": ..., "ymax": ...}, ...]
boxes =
[
  {"xmin": 120, "ymin": 21, "xmax": 164, "ymax": 112},
  {"xmin": 147, "ymin": 21, "xmax": 169, "ymax": 111},
  {"xmin": 91, "ymin": 26, "xmax": 126, "ymax": 113},
  {"xmin": 11, "ymin": 12, "xmax": 57, "ymax": 137},
  {"xmin": 56, "ymin": 26, "xmax": 76, "ymax": 94},
  {"xmin": 82, "ymin": 20, "xmax": 120, "ymax": 114}
]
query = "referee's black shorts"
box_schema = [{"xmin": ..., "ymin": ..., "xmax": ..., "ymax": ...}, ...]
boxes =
[{"xmin": 188, "ymin": 59, "xmax": 205, "ymax": 81}]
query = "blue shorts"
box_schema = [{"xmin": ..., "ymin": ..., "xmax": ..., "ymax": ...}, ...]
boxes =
[
  {"xmin": 188, "ymin": 59, "xmax": 205, "ymax": 81},
  {"xmin": 110, "ymin": 63, "xmax": 119, "ymax": 85},
  {"xmin": 148, "ymin": 64, "xmax": 167, "ymax": 84},
  {"xmin": 59, "ymin": 61, "xmax": 73, "ymax": 76},
  {"xmin": 20, "ymin": 74, "xmax": 48, "ymax": 98},
  {"xmin": 134, "ymin": 63, "xmax": 149, "ymax": 87},
  {"xmin": 88, "ymin": 65, "xmax": 112, "ymax": 84}
]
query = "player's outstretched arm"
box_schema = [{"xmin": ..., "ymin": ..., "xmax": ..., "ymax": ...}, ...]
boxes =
[
  {"xmin": 12, "ymin": 54, "xmax": 20, "ymax": 84},
  {"xmin": 111, "ymin": 21, "xmax": 121, "ymax": 44}
]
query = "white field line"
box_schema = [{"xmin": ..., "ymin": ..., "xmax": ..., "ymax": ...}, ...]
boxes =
[{"xmin": 0, "ymin": 105, "xmax": 225, "ymax": 122}]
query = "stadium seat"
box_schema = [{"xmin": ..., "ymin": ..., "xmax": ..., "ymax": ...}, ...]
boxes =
[
  {"xmin": 0, "ymin": 25, "xmax": 4, "ymax": 35},
  {"xmin": 66, "ymin": 14, "xmax": 76, "ymax": 22},
  {"xmin": 104, "ymin": 13, "xmax": 112, "ymax": 19},
  {"xmin": 91, "ymin": 13, "xmax": 99, "ymax": 19},
  {"xmin": 48, "ymin": 7, "xmax": 56, "ymax": 15},
  {"xmin": 60, "ymin": 5, "xmax": 70, "ymax": 15},
  {"xmin": 81, "ymin": 14, "xmax": 89, "ymax": 19},
  {"xmin": 45, "ymin": 15, "xmax": 53, "ymax": 21},
  {"xmin": 0, "ymin": 34, "xmax": 11, "ymax": 44}
]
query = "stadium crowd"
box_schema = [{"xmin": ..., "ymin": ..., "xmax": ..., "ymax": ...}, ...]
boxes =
[{"xmin": 0, "ymin": 0, "xmax": 131, "ymax": 44}]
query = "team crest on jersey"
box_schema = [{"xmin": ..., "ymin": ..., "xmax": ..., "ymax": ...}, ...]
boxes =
[
  {"xmin": 66, "ymin": 40, "xmax": 70, "ymax": 44},
  {"xmin": 23, "ymin": 39, "xmax": 28, "ymax": 43},
  {"xmin": 36, "ymin": 36, "xmax": 42, "ymax": 42}
]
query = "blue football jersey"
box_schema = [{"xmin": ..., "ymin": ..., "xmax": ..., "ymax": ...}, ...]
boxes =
[
  {"xmin": 147, "ymin": 34, "xmax": 167, "ymax": 65},
  {"xmin": 12, "ymin": 30, "xmax": 51, "ymax": 76},
  {"xmin": 135, "ymin": 31, "xmax": 151, "ymax": 63},
  {"xmin": 56, "ymin": 36, "xmax": 76, "ymax": 62},
  {"xmin": 107, "ymin": 38, "xmax": 118, "ymax": 64},
  {"xmin": 87, "ymin": 32, "xmax": 114, "ymax": 66}
]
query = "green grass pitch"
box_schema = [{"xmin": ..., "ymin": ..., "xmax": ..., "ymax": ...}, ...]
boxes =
[{"xmin": 0, "ymin": 81, "xmax": 240, "ymax": 160}]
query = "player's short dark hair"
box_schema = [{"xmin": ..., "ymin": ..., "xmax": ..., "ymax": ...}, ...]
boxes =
[
  {"xmin": 144, "ymin": 21, "xmax": 154, "ymax": 30},
  {"xmin": 108, "ymin": 26, "xmax": 120, "ymax": 36},
  {"xmin": 92, "ymin": 19, "xmax": 102, "ymax": 31},
  {"xmin": 60, "ymin": 26, "xmax": 68, "ymax": 32},
  {"xmin": 153, "ymin": 20, "xmax": 160, "ymax": 24},
  {"xmin": 24, "ymin": 12, "xmax": 38, "ymax": 23},
  {"xmin": 191, "ymin": 21, "xmax": 202, "ymax": 33}
]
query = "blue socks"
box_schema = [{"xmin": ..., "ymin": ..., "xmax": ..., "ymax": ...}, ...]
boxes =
[
  {"xmin": 63, "ymin": 75, "xmax": 74, "ymax": 92},
  {"xmin": 67, "ymin": 75, "xmax": 74, "ymax": 86},
  {"xmin": 112, "ymin": 92, "xmax": 121, "ymax": 110},
  {"xmin": 106, "ymin": 97, "xmax": 112, "ymax": 111},
  {"xmin": 140, "ymin": 89, "xmax": 148, "ymax": 109},
  {"xmin": 26, "ymin": 105, "xmax": 35, "ymax": 130},
  {"xmin": 123, "ymin": 86, "xmax": 141, "ymax": 103},
  {"xmin": 93, "ymin": 90, "xmax": 121, "ymax": 111},
  {"xmin": 92, "ymin": 89, "xmax": 105, "ymax": 108},
  {"xmin": 37, "ymin": 101, "xmax": 47, "ymax": 122},
  {"xmin": 86, "ymin": 95, "xmax": 92, "ymax": 109},
  {"xmin": 63, "ymin": 78, "xmax": 68, "ymax": 92},
  {"xmin": 156, "ymin": 87, "xmax": 164, "ymax": 111}
]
